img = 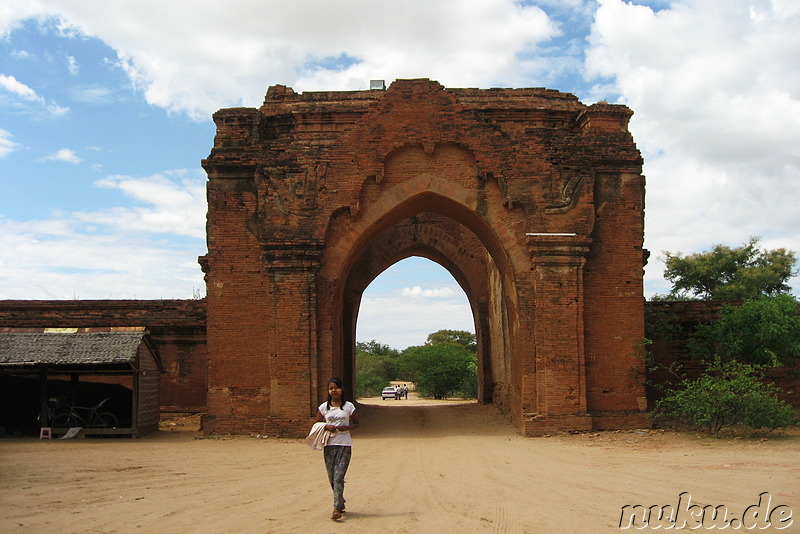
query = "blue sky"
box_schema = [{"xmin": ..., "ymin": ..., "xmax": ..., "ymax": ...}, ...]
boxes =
[{"xmin": 1, "ymin": 0, "xmax": 798, "ymax": 349}]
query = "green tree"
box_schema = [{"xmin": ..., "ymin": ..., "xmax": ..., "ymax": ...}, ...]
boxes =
[
  {"xmin": 660, "ymin": 237, "xmax": 796, "ymax": 300},
  {"xmin": 655, "ymin": 359, "xmax": 798, "ymax": 433},
  {"xmin": 399, "ymin": 343, "xmax": 477, "ymax": 399},
  {"xmin": 354, "ymin": 352, "xmax": 392, "ymax": 398},
  {"xmin": 690, "ymin": 294, "xmax": 800, "ymax": 367},
  {"xmin": 356, "ymin": 340, "xmax": 400, "ymax": 358},
  {"xmin": 354, "ymin": 339, "xmax": 399, "ymax": 397},
  {"xmin": 425, "ymin": 329, "xmax": 477, "ymax": 352}
]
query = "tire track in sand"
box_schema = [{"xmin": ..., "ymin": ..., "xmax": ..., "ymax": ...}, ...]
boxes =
[{"xmin": 421, "ymin": 404, "xmax": 519, "ymax": 533}]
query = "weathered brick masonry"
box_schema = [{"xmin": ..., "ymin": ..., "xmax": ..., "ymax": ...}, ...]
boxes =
[
  {"xmin": 0, "ymin": 299, "xmax": 207, "ymax": 412},
  {"xmin": 201, "ymin": 79, "xmax": 649, "ymax": 436}
]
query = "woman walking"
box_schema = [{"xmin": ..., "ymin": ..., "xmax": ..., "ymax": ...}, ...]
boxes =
[{"xmin": 316, "ymin": 377, "xmax": 359, "ymax": 520}]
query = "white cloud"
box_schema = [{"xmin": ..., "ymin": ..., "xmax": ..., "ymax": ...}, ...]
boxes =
[
  {"xmin": 0, "ymin": 73, "xmax": 69, "ymax": 116},
  {"xmin": 9, "ymin": 49, "xmax": 34, "ymax": 60},
  {"xmin": 43, "ymin": 148, "xmax": 81, "ymax": 164},
  {"xmin": 0, "ymin": 215, "xmax": 205, "ymax": 299},
  {"xmin": 69, "ymin": 84, "xmax": 116, "ymax": 105},
  {"xmin": 0, "ymin": 73, "xmax": 39, "ymax": 100},
  {"xmin": 0, "ymin": 169, "xmax": 208, "ymax": 299},
  {"xmin": 358, "ymin": 290, "xmax": 473, "ymax": 350},
  {"xmin": 586, "ymin": 0, "xmax": 800, "ymax": 296},
  {"xmin": 2, "ymin": 0, "xmax": 797, "ymax": 310},
  {"xmin": 0, "ymin": 128, "xmax": 21, "ymax": 158},
  {"xmin": 65, "ymin": 54, "xmax": 78, "ymax": 75},
  {"xmin": 401, "ymin": 286, "xmax": 457, "ymax": 298},
  {"xmin": 4, "ymin": 0, "xmax": 559, "ymax": 119},
  {"xmin": 88, "ymin": 170, "xmax": 207, "ymax": 239}
]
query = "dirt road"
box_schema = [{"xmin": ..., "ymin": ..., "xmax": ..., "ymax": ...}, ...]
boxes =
[{"xmin": 1, "ymin": 397, "xmax": 798, "ymax": 533}]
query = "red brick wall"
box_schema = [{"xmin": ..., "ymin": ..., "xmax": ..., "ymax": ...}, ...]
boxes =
[{"xmin": 583, "ymin": 170, "xmax": 649, "ymax": 429}]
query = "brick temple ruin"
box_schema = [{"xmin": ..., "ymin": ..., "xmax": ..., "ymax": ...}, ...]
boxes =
[{"xmin": 199, "ymin": 79, "xmax": 649, "ymax": 436}]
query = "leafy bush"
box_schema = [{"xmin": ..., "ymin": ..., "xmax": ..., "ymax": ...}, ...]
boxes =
[
  {"xmin": 655, "ymin": 359, "xmax": 798, "ymax": 433},
  {"xmin": 690, "ymin": 294, "xmax": 800, "ymax": 367}
]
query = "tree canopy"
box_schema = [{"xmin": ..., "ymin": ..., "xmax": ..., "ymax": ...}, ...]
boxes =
[
  {"xmin": 660, "ymin": 237, "xmax": 796, "ymax": 301},
  {"xmin": 425, "ymin": 329, "xmax": 476, "ymax": 352},
  {"xmin": 354, "ymin": 330, "xmax": 478, "ymax": 399},
  {"xmin": 356, "ymin": 340, "xmax": 400, "ymax": 358}
]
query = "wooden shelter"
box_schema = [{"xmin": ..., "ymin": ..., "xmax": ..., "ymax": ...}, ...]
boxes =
[{"xmin": 0, "ymin": 327, "xmax": 162, "ymax": 438}]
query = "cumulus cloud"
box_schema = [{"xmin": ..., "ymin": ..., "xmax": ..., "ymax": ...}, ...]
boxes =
[
  {"xmin": 42, "ymin": 148, "xmax": 81, "ymax": 164},
  {"xmin": 359, "ymin": 289, "xmax": 473, "ymax": 349},
  {"xmin": 356, "ymin": 259, "xmax": 475, "ymax": 348},
  {"xmin": 2, "ymin": 0, "xmax": 559, "ymax": 119},
  {"xmin": 2, "ymin": 0, "xmax": 797, "ymax": 311},
  {"xmin": 586, "ymin": 0, "xmax": 800, "ymax": 295},
  {"xmin": 401, "ymin": 286, "xmax": 458, "ymax": 298},
  {"xmin": 0, "ymin": 169, "xmax": 207, "ymax": 299},
  {"xmin": 0, "ymin": 215, "xmax": 204, "ymax": 299},
  {"xmin": 88, "ymin": 170, "xmax": 207, "ymax": 239},
  {"xmin": 65, "ymin": 54, "xmax": 78, "ymax": 75}
]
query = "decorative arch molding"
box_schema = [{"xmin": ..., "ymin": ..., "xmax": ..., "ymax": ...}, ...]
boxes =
[{"xmin": 323, "ymin": 173, "xmax": 527, "ymax": 283}]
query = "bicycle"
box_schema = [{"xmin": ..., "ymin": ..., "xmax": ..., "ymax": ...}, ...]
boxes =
[{"xmin": 51, "ymin": 397, "xmax": 119, "ymax": 429}]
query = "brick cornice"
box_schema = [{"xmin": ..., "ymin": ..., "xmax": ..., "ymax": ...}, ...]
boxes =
[{"xmin": 527, "ymin": 233, "xmax": 592, "ymax": 267}]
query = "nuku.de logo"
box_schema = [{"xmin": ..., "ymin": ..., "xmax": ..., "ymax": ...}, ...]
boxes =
[{"xmin": 619, "ymin": 492, "xmax": 793, "ymax": 530}]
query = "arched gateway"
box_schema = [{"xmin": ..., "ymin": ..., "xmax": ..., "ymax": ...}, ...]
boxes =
[{"xmin": 200, "ymin": 79, "xmax": 648, "ymax": 437}]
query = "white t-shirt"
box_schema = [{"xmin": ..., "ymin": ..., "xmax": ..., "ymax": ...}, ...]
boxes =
[{"xmin": 317, "ymin": 401, "xmax": 355, "ymax": 446}]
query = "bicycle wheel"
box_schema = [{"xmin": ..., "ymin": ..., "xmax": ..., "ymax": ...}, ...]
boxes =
[
  {"xmin": 96, "ymin": 412, "xmax": 119, "ymax": 428},
  {"xmin": 52, "ymin": 413, "xmax": 81, "ymax": 428}
]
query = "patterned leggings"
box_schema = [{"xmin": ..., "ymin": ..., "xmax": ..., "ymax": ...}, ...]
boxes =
[{"xmin": 323, "ymin": 445, "xmax": 352, "ymax": 511}]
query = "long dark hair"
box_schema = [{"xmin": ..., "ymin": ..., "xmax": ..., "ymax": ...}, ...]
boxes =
[{"xmin": 326, "ymin": 377, "xmax": 349, "ymax": 411}]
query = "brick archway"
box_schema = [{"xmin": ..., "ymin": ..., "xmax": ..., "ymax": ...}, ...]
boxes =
[
  {"xmin": 201, "ymin": 79, "xmax": 649, "ymax": 436},
  {"xmin": 329, "ymin": 205, "xmax": 516, "ymax": 413}
]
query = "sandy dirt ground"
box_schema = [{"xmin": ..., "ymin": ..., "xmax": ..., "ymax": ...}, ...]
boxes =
[{"xmin": 1, "ymin": 394, "xmax": 799, "ymax": 533}]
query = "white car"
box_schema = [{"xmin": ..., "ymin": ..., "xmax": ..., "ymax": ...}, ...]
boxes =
[{"xmin": 381, "ymin": 386, "xmax": 398, "ymax": 400}]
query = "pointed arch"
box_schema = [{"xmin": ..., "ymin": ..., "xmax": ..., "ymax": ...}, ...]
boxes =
[{"xmin": 318, "ymin": 189, "xmax": 520, "ymax": 410}]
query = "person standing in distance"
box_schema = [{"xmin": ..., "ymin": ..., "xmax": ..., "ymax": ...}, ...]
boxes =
[{"xmin": 316, "ymin": 377, "xmax": 359, "ymax": 520}]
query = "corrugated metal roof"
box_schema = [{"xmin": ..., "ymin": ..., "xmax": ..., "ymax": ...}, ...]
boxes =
[{"xmin": 0, "ymin": 331, "xmax": 145, "ymax": 368}]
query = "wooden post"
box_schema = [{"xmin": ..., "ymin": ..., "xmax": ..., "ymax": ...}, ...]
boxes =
[{"xmin": 39, "ymin": 371, "xmax": 49, "ymax": 426}]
